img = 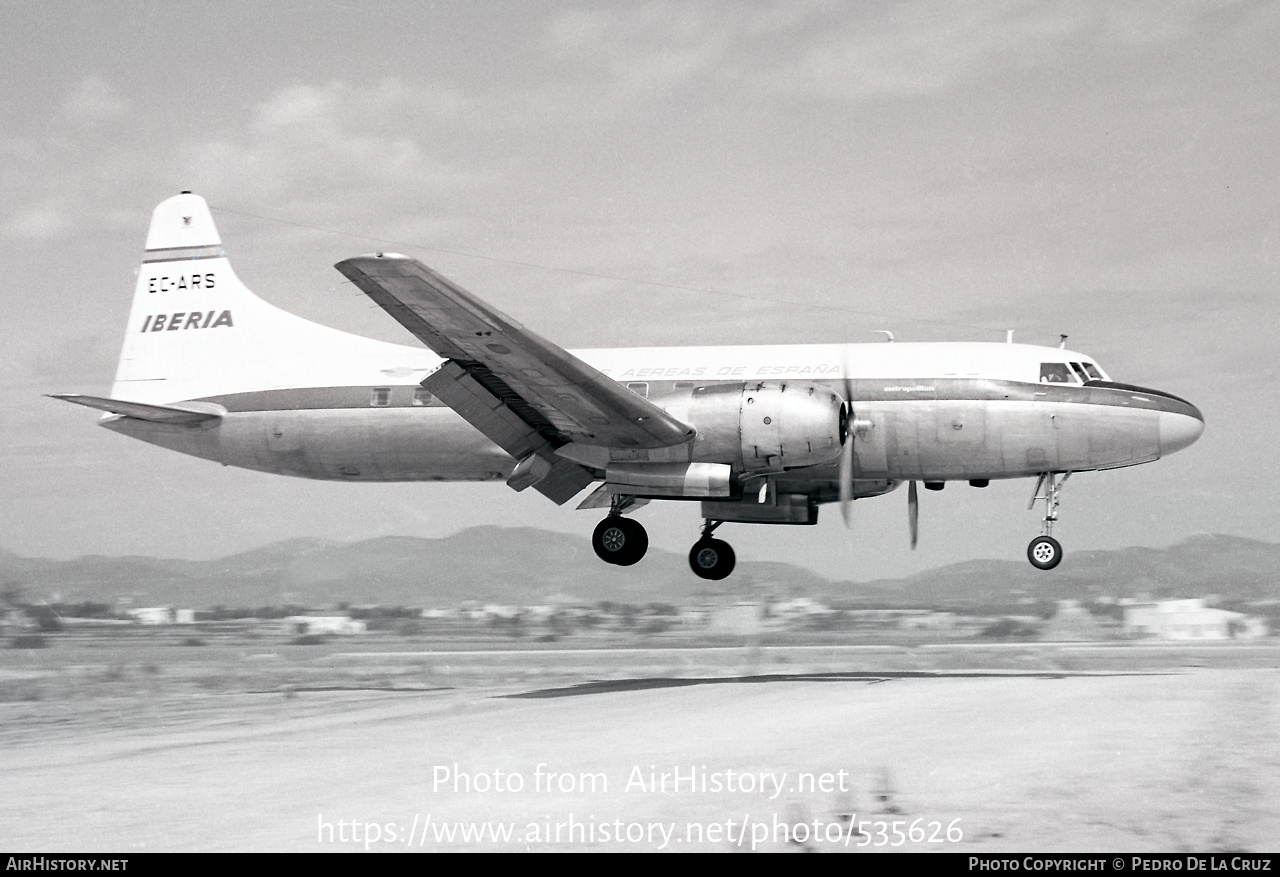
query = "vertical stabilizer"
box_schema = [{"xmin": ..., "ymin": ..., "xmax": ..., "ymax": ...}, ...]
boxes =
[
  {"xmin": 111, "ymin": 193, "xmax": 426, "ymax": 406},
  {"xmin": 144, "ymin": 191, "xmax": 222, "ymax": 252}
]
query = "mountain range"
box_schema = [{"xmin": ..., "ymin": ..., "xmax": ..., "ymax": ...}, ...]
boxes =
[{"xmin": 0, "ymin": 529, "xmax": 1275, "ymax": 610}]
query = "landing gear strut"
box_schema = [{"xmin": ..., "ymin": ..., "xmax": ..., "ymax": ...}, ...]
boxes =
[
  {"xmin": 592, "ymin": 495, "xmax": 648, "ymax": 566},
  {"xmin": 1027, "ymin": 472, "xmax": 1071, "ymax": 570},
  {"xmin": 688, "ymin": 520, "xmax": 735, "ymax": 580}
]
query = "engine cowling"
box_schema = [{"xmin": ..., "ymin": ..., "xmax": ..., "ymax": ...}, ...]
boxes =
[{"xmin": 685, "ymin": 380, "xmax": 845, "ymax": 472}]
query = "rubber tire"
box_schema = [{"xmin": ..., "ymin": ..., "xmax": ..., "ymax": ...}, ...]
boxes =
[
  {"xmin": 1027, "ymin": 535, "xmax": 1063, "ymax": 570},
  {"xmin": 593, "ymin": 517, "xmax": 647, "ymax": 566},
  {"xmin": 688, "ymin": 538, "xmax": 736, "ymax": 580}
]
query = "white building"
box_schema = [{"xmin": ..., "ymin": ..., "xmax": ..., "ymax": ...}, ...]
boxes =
[
  {"xmin": 1124, "ymin": 599, "xmax": 1267, "ymax": 640},
  {"xmin": 282, "ymin": 616, "xmax": 367, "ymax": 635},
  {"xmin": 129, "ymin": 607, "xmax": 175, "ymax": 625}
]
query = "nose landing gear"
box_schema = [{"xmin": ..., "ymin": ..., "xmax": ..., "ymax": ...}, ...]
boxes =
[{"xmin": 1027, "ymin": 472, "xmax": 1071, "ymax": 570}]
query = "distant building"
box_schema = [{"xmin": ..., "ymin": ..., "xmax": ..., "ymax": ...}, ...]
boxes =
[
  {"xmin": 129, "ymin": 607, "xmax": 174, "ymax": 625},
  {"xmin": 1124, "ymin": 599, "xmax": 1267, "ymax": 640},
  {"xmin": 481, "ymin": 604, "xmax": 521, "ymax": 620},
  {"xmin": 282, "ymin": 616, "xmax": 367, "ymax": 635},
  {"xmin": 127, "ymin": 607, "xmax": 196, "ymax": 625},
  {"xmin": 770, "ymin": 597, "xmax": 832, "ymax": 622},
  {"xmin": 707, "ymin": 601, "xmax": 765, "ymax": 635}
]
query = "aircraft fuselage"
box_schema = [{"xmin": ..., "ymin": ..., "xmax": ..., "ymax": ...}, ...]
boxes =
[{"xmin": 101, "ymin": 344, "xmax": 1203, "ymax": 491}]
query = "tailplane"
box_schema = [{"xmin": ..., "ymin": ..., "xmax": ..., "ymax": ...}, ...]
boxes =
[{"xmin": 46, "ymin": 393, "xmax": 223, "ymax": 425}]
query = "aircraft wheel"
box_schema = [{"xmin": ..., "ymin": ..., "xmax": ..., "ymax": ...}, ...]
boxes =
[
  {"xmin": 1027, "ymin": 535, "xmax": 1063, "ymax": 570},
  {"xmin": 689, "ymin": 538, "xmax": 736, "ymax": 580},
  {"xmin": 593, "ymin": 517, "xmax": 647, "ymax": 566}
]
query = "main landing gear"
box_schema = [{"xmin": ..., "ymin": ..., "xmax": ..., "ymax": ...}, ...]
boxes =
[
  {"xmin": 688, "ymin": 520, "xmax": 735, "ymax": 581},
  {"xmin": 592, "ymin": 516, "xmax": 648, "ymax": 566},
  {"xmin": 1027, "ymin": 472, "xmax": 1071, "ymax": 570},
  {"xmin": 591, "ymin": 494, "xmax": 649, "ymax": 566},
  {"xmin": 591, "ymin": 501, "xmax": 738, "ymax": 580}
]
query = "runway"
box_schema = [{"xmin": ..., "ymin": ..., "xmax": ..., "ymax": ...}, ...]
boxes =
[{"xmin": 2, "ymin": 664, "xmax": 1277, "ymax": 851}]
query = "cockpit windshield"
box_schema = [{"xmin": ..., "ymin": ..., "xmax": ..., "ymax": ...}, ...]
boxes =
[
  {"xmin": 1040, "ymin": 361, "xmax": 1107, "ymax": 384},
  {"xmin": 1039, "ymin": 362, "xmax": 1074, "ymax": 383}
]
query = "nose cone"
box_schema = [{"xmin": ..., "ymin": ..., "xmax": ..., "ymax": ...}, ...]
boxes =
[{"xmin": 1158, "ymin": 403, "xmax": 1204, "ymax": 456}]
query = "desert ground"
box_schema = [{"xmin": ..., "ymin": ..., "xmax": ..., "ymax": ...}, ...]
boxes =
[{"xmin": 1, "ymin": 634, "xmax": 1277, "ymax": 852}]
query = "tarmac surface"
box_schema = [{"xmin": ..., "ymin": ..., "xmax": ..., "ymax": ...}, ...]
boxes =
[{"xmin": 2, "ymin": 650, "xmax": 1277, "ymax": 852}]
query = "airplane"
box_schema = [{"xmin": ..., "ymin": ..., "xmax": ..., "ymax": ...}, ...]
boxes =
[{"xmin": 51, "ymin": 192, "xmax": 1204, "ymax": 579}]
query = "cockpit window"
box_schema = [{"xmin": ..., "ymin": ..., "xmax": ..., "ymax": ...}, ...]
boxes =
[
  {"xmin": 1069, "ymin": 362, "xmax": 1090, "ymax": 382},
  {"xmin": 1081, "ymin": 362, "xmax": 1103, "ymax": 381},
  {"xmin": 1039, "ymin": 362, "xmax": 1074, "ymax": 383}
]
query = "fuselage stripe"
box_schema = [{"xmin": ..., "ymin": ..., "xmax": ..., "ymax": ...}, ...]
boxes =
[{"xmin": 190, "ymin": 378, "xmax": 1202, "ymax": 421}]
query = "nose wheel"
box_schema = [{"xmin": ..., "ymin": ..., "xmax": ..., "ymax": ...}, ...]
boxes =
[
  {"xmin": 1027, "ymin": 535, "xmax": 1063, "ymax": 570},
  {"xmin": 1026, "ymin": 472, "xmax": 1070, "ymax": 570}
]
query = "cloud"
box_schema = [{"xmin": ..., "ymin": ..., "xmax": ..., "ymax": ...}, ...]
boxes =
[
  {"xmin": 741, "ymin": 1, "xmax": 1226, "ymax": 101},
  {"xmin": 546, "ymin": 2, "xmax": 735, "ymax": 95},
  {"xmin": 181, "ymin": 80, "xmax": 494, "ymax": 237},
  {"xmin": 2, "ymin": 202, "xmax": 75, "ymax": 241},
  {"xmin": 60, "ymin": 74, "xmax": 129, "ymax": 122}
]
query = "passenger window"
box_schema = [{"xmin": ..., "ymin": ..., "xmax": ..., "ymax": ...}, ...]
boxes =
[
  {"xmin": 626, "ymin": 381, "xmax": 649, "ymax": 398},
  {"xmin": 371, "ymin": 387, "xmax": 391, "ymax": 406},
  {"xmin": 1039, "ymin": 363, "xmax": 1073, "ymax": 383},
  {"xmin": 412, "ymin": 388, "xmax": 433, "ymax": 406}
]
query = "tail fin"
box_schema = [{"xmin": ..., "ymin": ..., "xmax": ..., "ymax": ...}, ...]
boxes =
[{"xmin": 112, "ymin": 193, "xmax": 419, "ymax": 405}]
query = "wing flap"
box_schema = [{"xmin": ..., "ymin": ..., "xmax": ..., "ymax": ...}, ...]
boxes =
[
  {"xmin": 335, "ymin": 254, "xmax": 695, "ymax": 450},
  {"xmin": 423, "ymin": 362, "xmax": 546, "ymax": 461},
  {"xmin": 424, "ymin": 362, "xmax": 595, "ymax": 504}
]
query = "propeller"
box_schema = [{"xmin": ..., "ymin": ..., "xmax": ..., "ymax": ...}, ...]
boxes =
[
  {"xmin": 839, "ymin": 340, "xmax": 920, "ymax": 548},
  {"xmin": 838, "ymin": 408, "xmax": 854, "ymax": 527},
  {"xmin": 908, "ymin": 480, "xmax": 919, "ymax": 549},
  {"xmin": 839, "ymin": 345, "xmax": 854, "ymax": 527}
]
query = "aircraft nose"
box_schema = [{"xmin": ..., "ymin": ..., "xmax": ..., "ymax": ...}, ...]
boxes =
[{"xmin": 1158, "ymin": 403, "xmax": 1204, "ymax": 456}]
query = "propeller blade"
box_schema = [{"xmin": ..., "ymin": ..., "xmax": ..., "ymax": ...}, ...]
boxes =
[
  {"xmin": 839, "ymin": 432, "xmax": 853, "ymax": 528},
  {"xmin": 908, "ymin": 479, "xmax": 919, "ymax": 549},
  {"xmin": 839, "ymin": 345, "xmax": 854, "ymax": 528}
]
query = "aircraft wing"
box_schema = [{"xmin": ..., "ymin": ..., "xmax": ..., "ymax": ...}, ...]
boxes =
[
  {"xmin": 47, "ymin": 394, "xmax": 223, "ymax": 425},
  {"xmin": 335, "ymin": 254, "xmax": 696, "ymax": 455}
]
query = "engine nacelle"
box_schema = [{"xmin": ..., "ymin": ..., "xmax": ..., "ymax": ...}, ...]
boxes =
[{"xmin": 684, "ymin": 380, "xmax": 845, "ymax": 472}]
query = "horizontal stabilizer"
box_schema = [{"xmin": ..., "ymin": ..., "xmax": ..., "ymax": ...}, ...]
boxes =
[{"xmin": 47, "ymin": 394, "xmax": 223, "ymax": 425}]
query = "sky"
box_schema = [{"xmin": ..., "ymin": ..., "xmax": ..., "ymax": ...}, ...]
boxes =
[{"xmin": 1, "ymin": 0, "xmax": 1277, "ymax": 582}]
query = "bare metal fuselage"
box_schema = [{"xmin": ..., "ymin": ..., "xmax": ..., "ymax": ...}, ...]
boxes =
[{"xmin": 101, "ymin": 368, "xmax": 1200, "ymax": 500}]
